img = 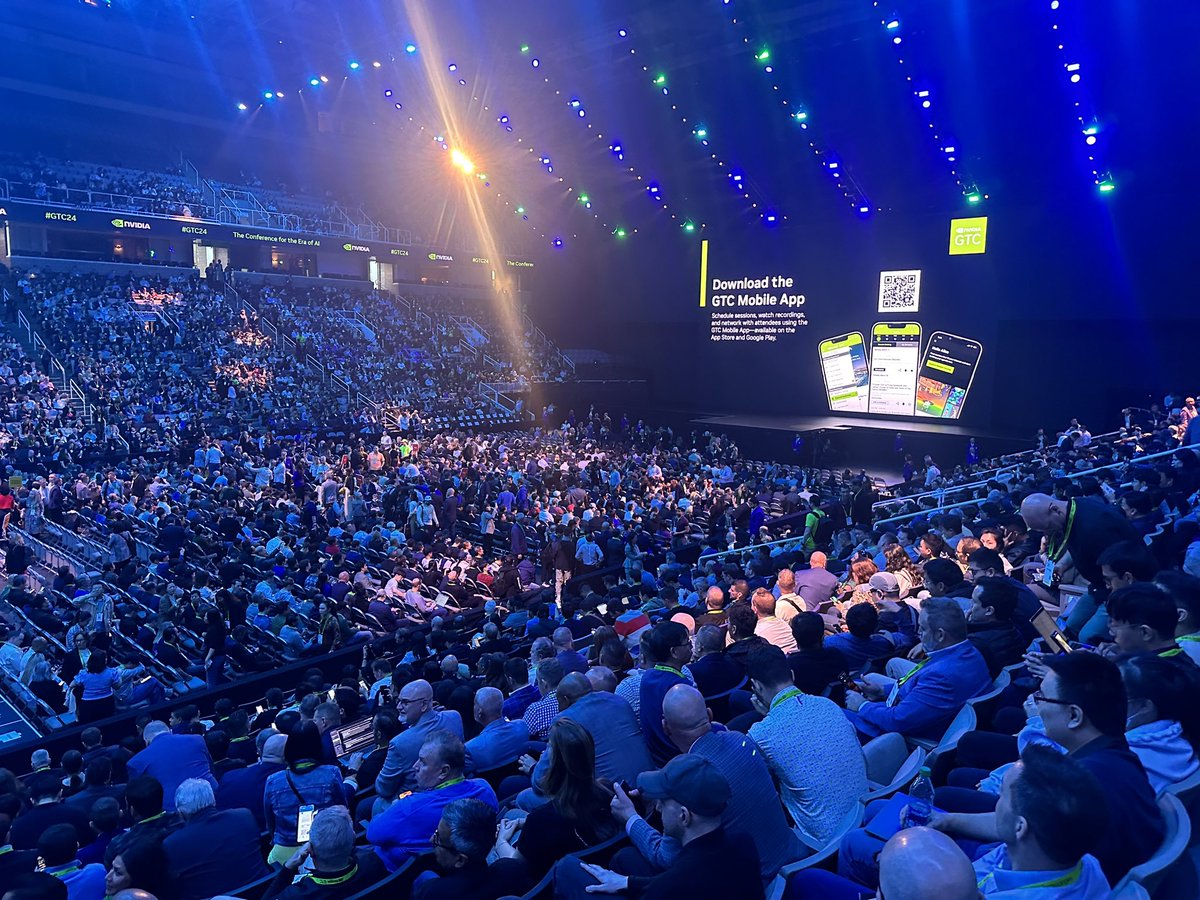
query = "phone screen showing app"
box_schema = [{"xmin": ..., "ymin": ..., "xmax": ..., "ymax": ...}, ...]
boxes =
[
  {"xmin": 868, "ymin": 323, "xmax": 921, "ymax": 416},
  {"xmin": 819, "ymin": 333, "xmax": 869, "ymax": 412},
  {"xmin": 916, "ymin": 332, "xmax": 983, "ymax": 419}
]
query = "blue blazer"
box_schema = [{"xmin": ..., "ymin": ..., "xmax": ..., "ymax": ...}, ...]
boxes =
[
  {"xmin": 848, "ymin": 640, "xmax": 991, "ymax": 740},
  {"xmin": 464, "ymin": 718, "xmax": 530, "ymax": 774},
  {"xmin": 127, "ymin": 734, "xmax": 218, "ymax": 810}
]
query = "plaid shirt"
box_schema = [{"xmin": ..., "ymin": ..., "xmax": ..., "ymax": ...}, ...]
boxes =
[{"xmin": 522, "ymin": 694, "xmax": 560, "ymax": 740}]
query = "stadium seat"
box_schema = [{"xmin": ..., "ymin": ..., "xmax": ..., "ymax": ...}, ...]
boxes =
[
  {"xmin": 769, "ymin": 801, "xmax": 866, "ymax": 900},
  {"xmin": 861, "ymin": 734, "xmax": 926, "ymax": 803},
  {"xmin": 1110, "ymin": 792, "xmax": 1190, "ymax": 896}
]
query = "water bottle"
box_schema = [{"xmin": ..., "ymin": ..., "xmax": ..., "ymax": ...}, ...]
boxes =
[{"xmin": 904, "ymin": 767, "xmax": 934, "ymax": 828}]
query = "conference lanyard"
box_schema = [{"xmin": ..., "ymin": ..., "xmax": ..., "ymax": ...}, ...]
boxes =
[
  {"xmin": 896, "ymin": 656, "xmax": 931, "ymax": 687},
  {"xmin": 977, "ymin": 861, "xmax": 1082, "ymax": 891},
  {"xmin": 1159, "ymin": 647, "xmax": 1184, "ymax": 658},
  {"xmin": 435, "ymin": 777, "xmax": 465, "ymax": 791},
  {"xmin": 1045, "ymin": 501, "xmax": 1077, "ymax": 563},
  {"xmin": 307, "ymin": 864, "xmax": 359, "ymax": 886},
  {"xmin": 1178, "ymin": 634, "xmax": 1200, "ymax": 643},
  {"xmin": 48, "ymin": 864, "xmax": 81, "ymax": 878},
  {"xmin": 771, "ymin": 688, "xmax": 804, "ymax": 710},
  {"xmin": 653, "ymin": 665, "xmax": 682, "ymax": 675}
]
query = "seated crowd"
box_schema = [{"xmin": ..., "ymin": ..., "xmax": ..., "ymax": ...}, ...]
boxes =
[{"xmin": 0, "ymin": 359, "xmax": 1198, "ymax": 900}]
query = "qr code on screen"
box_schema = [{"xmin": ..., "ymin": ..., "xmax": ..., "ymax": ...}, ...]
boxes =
[{"xmin": 878, "ymin": 270, "xmax": 921, "ymax": 313}]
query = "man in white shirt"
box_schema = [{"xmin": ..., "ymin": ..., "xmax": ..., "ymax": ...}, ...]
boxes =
[{"xmin": 752, "ymin": 588, "xmax": 797, "ymax": 653}]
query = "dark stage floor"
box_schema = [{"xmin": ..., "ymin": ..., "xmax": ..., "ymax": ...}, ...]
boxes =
[{"xmin": 690, "ymin": 412, "xmax": 1018, "ymax": 441}]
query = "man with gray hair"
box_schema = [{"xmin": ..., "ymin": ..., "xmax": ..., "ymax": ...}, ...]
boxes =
[
  {"xmin": 374, "ymin": 680, "xmax": 464, "ymax": 809},
  {"xmin": 163, "ymin": 778, "xmax": 269, "ymax": 900},
  {"xmin": 216, "ymin": 731, "xmax": 287, "ymax": 830},
  {"xmin": 586, "ymin": 665, "xmax": 618, "ymax": 694},
  {"xmin": 464, "ymin": 686, "xmax": 529, "ymax": 775},
  {"xmin": 416, "ymin": 798, "xmax": 524, "ymax": 900},
  {"xmin": 844, "ymin": 596, "xmax": 991, "ymax": 741},
  {"xmin": 126, "ymin": 719, "xmax": 216, "ymax": 811},
  {"xmin": 28, "ymin": 748, "xmax": 52, "ymax": 774},
  {"xmin": 267, "ymin": 805, "xmax": 387, "ymax": 898}
]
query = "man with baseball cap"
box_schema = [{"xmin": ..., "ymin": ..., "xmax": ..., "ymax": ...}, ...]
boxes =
[{"xmin": 572, "ymin": 755, "xmax": 764, "ymax": 899}]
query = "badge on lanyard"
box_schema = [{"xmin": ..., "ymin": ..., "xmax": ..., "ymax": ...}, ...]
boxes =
[
  {"xmin": 1041, "ymin": 559, "xmax": 1055, "ymax": 588},
  {"xmin": 297, "ymin": 805, "xmax": 316, "ymax": 843}
]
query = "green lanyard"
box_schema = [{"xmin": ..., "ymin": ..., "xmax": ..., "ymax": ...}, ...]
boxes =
[
  {"xmin": 897, "ymin": 656, "xmax": 932, "ymax": 687},
  {"xmin": 653, "ymin": 665, "xmax": 682, "ymax": 675},
  {"xmin": 308, "ymin": 864, "xmax": 359, "ymax": 886},
  {"xmin": 771, "ymin": 688, "xmax": 804, "ymax": 710},
  {"xmin": 49, "ymin": 863, "xmax": 81, "ymax": 879},
  {"xmin": 435, "ymin": 776, "xmax": 465, "ymax": 791},
  {"xmin": 1159, "ymin": 647, "xmax": 1184, "ymax": 658},
  {"xmin": 978, "ymin": 861, "xmax": 1082, "ymax": 891},
  {"xmin": 1046, "ymin": 501, "xmax": 1077, "ymax": 563},
  {"xmin": 1178, "ymin": 634, "xmax": 1200, "ymax": 643}
]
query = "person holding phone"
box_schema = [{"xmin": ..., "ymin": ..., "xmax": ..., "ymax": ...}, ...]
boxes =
[{"xmin": 263, "ymin": 720, "xmax": 346, "ymax": 865}]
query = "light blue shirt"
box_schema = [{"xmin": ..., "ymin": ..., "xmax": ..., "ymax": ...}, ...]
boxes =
[{"xmin": 974, "ymin": 846, "xmax": 1110, "ymax": 898}]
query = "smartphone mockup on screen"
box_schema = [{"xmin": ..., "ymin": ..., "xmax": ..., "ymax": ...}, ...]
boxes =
[
  {"xmin": 868, "ymin": 323, "xmax": 921, "ymax": 416},
  {"xmin": 818, "ymin": 333, "xmax": 870, "ymax": 413},
  {"xmin": 915, "ymin": 331, "xmax": 983, "ymax": 419}
]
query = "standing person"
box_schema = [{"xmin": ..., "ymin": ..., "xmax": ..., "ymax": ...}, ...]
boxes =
[
  {"xmin": 263, "ymin": 721, "xmax": 346, "ymax": 865},
  {"xmin": 201, "ymin": 609, "xmax": 228, "ymax": 688},
  {"xmin": 550, "ymin": 530, "xmax": 574, "ymax": 603},
  {"xmin": 24, "ymin": 479, "xmax": 45, "ymax": 535}
]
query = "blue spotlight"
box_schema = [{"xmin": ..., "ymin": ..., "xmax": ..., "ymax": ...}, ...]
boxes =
[
  {"xmin": 310, "ymin": 77, "xmax": 320, "ymax": 86},
  {"xmin": 552, "ymin": 237, "xmax": 564, "ymax": 248},
  {"xmin": 349, "ymin": 61, "xmax": 360, "ymax": 70},
  {"xmin": 405, "ymin": 43, "xmax": 417, "ymax": 54}
]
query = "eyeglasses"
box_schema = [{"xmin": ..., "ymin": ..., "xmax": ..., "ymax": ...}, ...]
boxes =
[
  {"xmin": 398, "ymin": 696, "xmax": 430, "ymax": 707},
  {"xmin": 1031, "ymin": 690, "xmax": 1074, "ymax": 707},
  {"xmin": 430, "ymin": 830, "xmax": 457, "ymax": 852}
]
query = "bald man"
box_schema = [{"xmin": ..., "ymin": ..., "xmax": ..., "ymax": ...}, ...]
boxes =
[
  {"xmin": 532, "ymin": 664, "xmax": 653, "ymax": 790},
  {"xmin": 694, "ymin": 586, "xmax": 728, "ymax": 628},
  {"xmin": 787, "ymin": 827, "xmax": 979, "ymax": 899},
  {"xmin": 556, "ymin": 672, "xmax": 593, "ymax": 712},
  {"xmin": 793, "ymin": 551, "xmax": 840, "ymax": 615},
  {"xmin": 374, "ymin": 679, "xmax": 463, "ymax": 809},
  {"xmin": 608, "ymin": 684, "xmax": 802, "ymax": 883},
  {"xmin": 464, "ymin": 686, "xmax": 529, "ymax": 775},
  {"xmin": 1020, "ymin": 491, "xmax": 1139, "ymax": 597}
]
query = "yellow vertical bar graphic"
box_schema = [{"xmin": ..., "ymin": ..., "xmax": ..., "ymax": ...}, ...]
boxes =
[{"xmin": 698, "ymin": 239, "xmax": 709, "ymax": 307}]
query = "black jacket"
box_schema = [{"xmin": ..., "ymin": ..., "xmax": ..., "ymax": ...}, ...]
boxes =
[
  {"xmin": 163, "ymin": 807, "xmax": 270, "ymax": 900},
  {"xmin": 967, "ymin": 621, "xmax": 1027, "ymax": 677},
  {"xmin": 628, "ymin": 827, "xmax": 764, "ymax": 900}
]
